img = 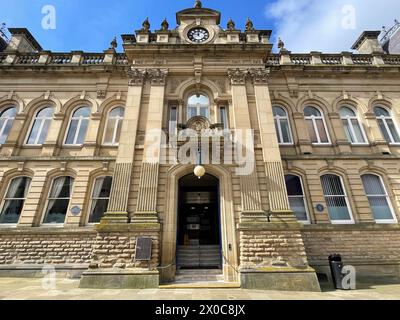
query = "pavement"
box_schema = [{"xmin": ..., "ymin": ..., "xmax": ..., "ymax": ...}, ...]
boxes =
[{"xmin": 0, "ymin": 278, "xmax": 400, "ymax": 300}]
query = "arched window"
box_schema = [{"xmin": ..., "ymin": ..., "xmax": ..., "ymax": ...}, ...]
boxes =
[
  {"xmin": 285, "ymin": 174, "xmax": 310, "ymax": 223},
  {"xmin": 27, "ymin": 107, "xmax": 54, "ymax": 145},
  {"xmin": 89, "ymin": 176, "xmax": 113, "ymax": 223},
  {"xmin": 320, "ymin": 174, "xmax": 353, "ymax": 224},
  {"xmin": 340, "ymin": 106, "xmax": 367, "ymax": 144},
  {"xmin": 304, "ymin": 106, "xmax": 330, "ymax": 144},
  {"xmin": 0, "ymin": 177, "xmax": 31, "ymax": 224},
  {"xmin": 65, "ymin": 107, "xmax": 91, "ymax": 145},
  {"xmin": 0, "ymin": 107, "xmax": 17, "ymax": 145},
  {"xmin": 43, "ymin": 176, "xmax": 74, "ymax": 224},
  {"xmin": 374, "ymin": 106, "xmax": 400, "ymax": 144},
  {"xmin": 273, "ymin": 106, "xmax": 293, "ymax": 144},
  {"xmin": 361, "ymin": 174, "xmax": 397, "ymax": 223},
  {"xmin": 104, "ymin": 107, "xmax": 124, "ymax": 145},
  {"xmin": 187, "ymin": 94, "xmax": 210, "ymax": 120}
]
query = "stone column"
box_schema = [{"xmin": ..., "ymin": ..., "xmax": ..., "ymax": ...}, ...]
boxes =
[
  {"xmin": 132, "ymin": 69, "xmax": 168, "ymax": 225},
  {"xmin": 228, "ymin": 69, "xmax": 265, "ymax": 223},
  {"xmin": 0, "ymin": 114, "xmax": 26, "ymax": 157},
  {"xmin": 84, "ymin": 112, "xmax": 102, "ymax": 156},
  {"xmin": 101, "ymin": 69, "xmax": 146, "ymax": 224},
  {"xmin": 292, "ymin": 112, "xmax": 313, "ymax": 154},
  {"xmin": 328, "ymin": 112, "xmax": 352, "ymax": 154},
  {"xmin": 41, "ymin": 112, "xmax": 64, "ymax": 156},
  {"xmin": 250, "ymin": 68, "xmax": 297, "ymax": 223},
  {"xmin": 364, "ymin": 112, "xmax": 391, "ymax": 154}
]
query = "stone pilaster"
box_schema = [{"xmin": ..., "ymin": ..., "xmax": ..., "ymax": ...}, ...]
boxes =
[
  {"xmin": 0, "ymin": 114, "xmax": 26, "ymax": 157},
  {"xmin": 228, "ymin": 69, "xmax": 266, "ymax": 223},
  {"xmin": 132, "ymin": 69, "xmax": 168, "ymax": 225},
  {"xmin": 328, "ymin": 112, "xmax": 352, "ymax": 154},
  {"xmin": 101, "ymin": 68, "xmax": 146, "ymax": 224},
  {"xmin": 364, "ymin": 112, "xmax": 391, "ymax": 154},
  {"xmin": 250, "ymin": 68, "xmax": 297, "ymax": 223}
]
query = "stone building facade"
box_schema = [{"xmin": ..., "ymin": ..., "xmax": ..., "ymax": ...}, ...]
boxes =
[{"xmin": 0, "ymin": 2, "xmax": 400, "ymax": 291}]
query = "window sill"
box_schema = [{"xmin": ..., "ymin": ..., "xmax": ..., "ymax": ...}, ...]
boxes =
[
  {"xmin": 330, "ymin": 221, "xmax": 355, "ymax": 225},
  {"xmin": 311, "ymin": 143, "xmax": 332, "ymax": 146},
  {"xmin": 375, "ymin": 220, "xmax": 398, "ymax": 224},
  {"xmin": 0, "ymin": 224, "xmax": 18, "ymax": 229}
]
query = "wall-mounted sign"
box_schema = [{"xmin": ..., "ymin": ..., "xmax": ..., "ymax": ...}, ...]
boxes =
[
  {"xmin": 316, "ymin": 204, "xmax": 325, "ymax": 213},
  {"xmin": 70, "ymin": 206, "xmax": 81, "ymax": 216},
  {"xmin": 135, "ymin": 237, "xmax": 152, "ymax": 261}
]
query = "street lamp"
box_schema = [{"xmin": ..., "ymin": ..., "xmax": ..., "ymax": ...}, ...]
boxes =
[{"xmin": 194, "ymin": 137, "xmax": 205, "ymax": 179}]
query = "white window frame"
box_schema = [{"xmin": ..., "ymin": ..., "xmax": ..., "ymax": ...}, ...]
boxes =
[
  {"xmin": 321, "ymin": 174, "xmax": 354, "ymax": 225},
  {"xmin": 0, "ymin": 106, "xmax": 17, "ymax": 145},
  {"xmin": 285, "ymin": 174, "xmax": 311, "ymax": 224},
  {"xmin": 374, "ymin": 106, "xmax": 400, "ymax": 145},
  {"xmin": 361, "ymin": 174, "xmax": 398, "ymax": 224},
  {"xmin": 87, "ymin": 176, "xmax": 112, "ymax": 225},
  {"xmin": 25, "ymin": 107, "xmax": 54, "ymax": 146},
  {"xmin": 64, "ymin": 106, "xmax": 91, "ymax": 146},
  {"xmin": 0, "ymin": 176, "xmax": 31, "ymax": 227},
  {"xmin": 41, "ymin": 176, "xmax": 74, "ymax": 226},
  {"xmin": 273, "ymin": 106, "xmax": 293, "ymax": 145},
  {"xmin": 103, "ymin": 107, "xmax": 125, "ymax": 146},
  {"xmin": 340, "ymin": 106, "xmax": 368, "ymax": 145},
  {"xmin": 304, "ymin": 106, "xmax": 331, "ymax": 145}
]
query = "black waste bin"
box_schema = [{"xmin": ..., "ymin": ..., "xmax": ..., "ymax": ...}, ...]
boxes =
[{"xmin": 329, "ymin": 254, "xmax": 344, "ymax": 289}]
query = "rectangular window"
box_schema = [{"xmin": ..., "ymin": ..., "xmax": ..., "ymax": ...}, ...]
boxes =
[
  {"xmin": 169, "ymin": 106, "xmax": 178, "ymax": 135},
  {"xmin": 362, "ymin": 175, "xmax": 397, "ymax": 223},
  {"xmin": 43, "ymin": 176, "xmax": 74, "ymax": 224},
  {"xmin": 285, "ymin": 175, "xmax": 309, "ymax": 223},
  {"xmin": 89, "ymin": 177, "xmax": 112, "ymax": 224},
  {"xmin": 0, "ymin": 177, "xmax": 31, "ymax": 224},
  {"xmin": 219, "ymin": 106, "xmax": 228, "ymax": 129},
  {"xmin": 321, "ymin": 174, "xmax": 353, "ymax": 224}
]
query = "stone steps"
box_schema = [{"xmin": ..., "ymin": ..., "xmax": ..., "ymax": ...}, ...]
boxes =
[
  {"xmin": 177, "ymin": 245, "xmax": 222, "ymax": 268},
  {"xmin": 175, "ymin": 269, "xmax": 224, "ymax": 283}
]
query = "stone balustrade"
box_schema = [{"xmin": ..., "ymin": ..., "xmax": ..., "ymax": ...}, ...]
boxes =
[
  {"xmin": 0, "ymin": 52, "xmax": 129, "ymax": 66},
  {"xmin": 0, "ymin": 51, "xmax": 400, "ymax": 67}
]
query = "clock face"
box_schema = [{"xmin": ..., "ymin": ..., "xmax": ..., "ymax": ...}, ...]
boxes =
[{"xmin": 187, "ymin": 27, "xmax": 210, "ymax": 43}]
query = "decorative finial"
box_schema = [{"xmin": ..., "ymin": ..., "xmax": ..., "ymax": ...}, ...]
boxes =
[
  {"xmin": 227, "ymin": 18, "xmax": 235, "ymax": 31},
  {"xmin": 161, "ymin": 18, "xmax": 169, "ymax": 31},
  {"xmin": 194, "ymin": 0, "xmax": 202, "ymax": 8},
  {"xmin": 142, "ymin": 17, "xmax": 150, "ymax": 31},
  {"xmin": 395, "ymin": 19, "xmax": 399, "ymax": 25},
  {"xmin": 245, "ymin": 18, "xmax": 254, "ymax": 31},
  {"xmin": 382, "ymin": 26, "xmax": 387, "ymax": 33},
  {"xmin": 278, "ymin": 37, "xmax": 285, "ymax": 50},
  {"xmin": 110, "ymin": 37, "xmax": 117, "ymax": 50}
]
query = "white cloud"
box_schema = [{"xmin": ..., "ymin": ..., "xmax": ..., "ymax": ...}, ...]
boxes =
[{"xmin": 266, "ymin": 0, "xmax": 400, "ymax": 53}]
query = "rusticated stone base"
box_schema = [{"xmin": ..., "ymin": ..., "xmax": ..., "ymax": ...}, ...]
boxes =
[
  {"xmin": 79, "ymin": 268, "xmax": 159, "ymax": 289},
  {"xmin": 240, "ymin": 267, "xmax": 321, "ymax": 292}
]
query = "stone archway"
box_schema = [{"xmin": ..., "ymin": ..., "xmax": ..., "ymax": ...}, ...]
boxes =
[{"xmin": 160, "ymin": 164, "xmax": 239, "ymax": 283}]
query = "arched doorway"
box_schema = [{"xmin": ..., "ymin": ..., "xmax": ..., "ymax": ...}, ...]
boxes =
[
  {"xmin": 160, "ymin": 164, "xmax": 239, "ymax": 284},
  {"xmin": 177, "ymin": 173, "xmax": 222, "ymax": 270}
]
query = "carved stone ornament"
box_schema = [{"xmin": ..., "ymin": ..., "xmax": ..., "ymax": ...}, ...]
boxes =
[
  {"xmin": 248, "ymin": 68, "xmax": 270, "ymax": 85},
  {"xmin": 147, "ymin": 68, "xmax": 169, "ymax": 86},
  {"xmin": 127, "ymin": 68, "xmax": 147, "ymax": 86},
  {"xmin": 186, "ymin": 116, "xmax": 211, "ymax": 133},
  {"xmin": 228, "ymin": 68, "xmax": 247, "ymax": 85}
]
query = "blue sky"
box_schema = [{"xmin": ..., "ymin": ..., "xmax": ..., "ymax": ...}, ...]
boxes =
[{"xmin": 0, "ymin": 0, "xmax": 398, "ymax": 53}]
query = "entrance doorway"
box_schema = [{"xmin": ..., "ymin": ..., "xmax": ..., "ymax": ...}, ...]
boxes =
[{"xmin": 177, "ymin": 173, "xmax": 222, "ymax": 270}]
